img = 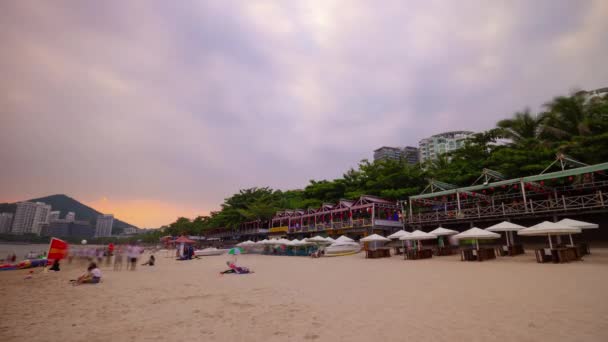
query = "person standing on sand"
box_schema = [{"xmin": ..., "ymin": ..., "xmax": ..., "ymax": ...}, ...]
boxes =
[{"xmin": 127, "ymin": 244, "xmax": 138, "ymax": 271}]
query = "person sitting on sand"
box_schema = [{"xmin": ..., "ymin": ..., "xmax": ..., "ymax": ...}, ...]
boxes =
[
  {"xmin": 141, "ymin": 254, "xmax": 155, "ymax": 266},
  {"xmin": 220, "ymin": 261, "xmax": 253, "ymax": 274},
  {"xmin": 71, "ymin": 262, "xmax": 102, "ymax": 285},
  {"xmin": 50, "ymin": 259, "xmax": 60, "ymax": 271}
]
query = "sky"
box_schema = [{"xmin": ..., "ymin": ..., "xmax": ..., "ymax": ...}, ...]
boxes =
[{"xmin": 1, "ymin": 1, "xmax": 607, "ymax": 228}]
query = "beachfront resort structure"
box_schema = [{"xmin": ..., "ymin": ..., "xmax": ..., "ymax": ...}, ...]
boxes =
[
  {"xmin": 418, "ymin": 130, "xmax": 474, "ymax": 163},
  {"xmin": 373, "ymin": 146, "xmax": 419, "ymax": 164},
  {"xmin": 204, "ymin": 195, "xmax": 403, "ymax": 241},
  {"xmin": 202, "ymin": 155, "xmax": 608, "ymax": 246},
  {"xmin": 10, "ymin": 201, "xmax": 51, "ymax": 235},
  {"xmin": 95, "ymin": 214, "xmax": 114, "ymax": 237}
]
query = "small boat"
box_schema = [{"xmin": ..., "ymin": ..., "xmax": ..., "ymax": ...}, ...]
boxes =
[
  {"xmin": 194, "ymin": 247, "xmax": 227, "ymax": 256},
  {"xmin": 324, "ymin": 242, "xmax": 361, "ymax": 257}
]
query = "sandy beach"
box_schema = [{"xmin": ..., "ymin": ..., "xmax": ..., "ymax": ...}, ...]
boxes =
[{"xmin": 2, "ymin": 249, "xmax": 608, "ymax": 342}]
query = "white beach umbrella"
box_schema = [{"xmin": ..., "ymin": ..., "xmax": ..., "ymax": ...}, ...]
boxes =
[
  {"xmin": 387, "ymin": 230, "xmax": 410, "ymax": 239},
  {"xmin": 399, "ymin": 230, "xmax": 437, "ymax": 251},
  {"xmin": 399, "ymin": 230, "xmax": 437, "ymax": 241},
  {"xmin": 277, "ymin": 238, "xmax": 291, "ymax": 245},
  {"xmin": 237, "ymin": 240, "xmax": 256, "ymax": 247},
  {"xmin": 360, "ymin": 234, "xmax": 391, "ymax": 242},
  {"xmin": 428, "ymin": 227, "xmax": 458, "ymax": 236},
  {"xmin": 428, "ymin": 227, "xmax": 458, "ymax": 248},
  {"xmin": 557, "ymin": 218, "xmax": 598, "ymax": 229},
  {"xmin": 336, "ymin": 235, "xmax": 354, "ymax": 243},
  {"xmin": 324, "ymin": 237, "xmax": 336, "ymax": 243},
  {"xmin": 557, "ymin": 218, "xmax": 598, "ymax": 246},
  {"xmin": 307, "ymin": 235, "xmax": 330, "ymax": 243},
  {"xmin": 454, "ymin": 227, "xmax": 500, "ymax": 250},
  {"xmin": 518, "ymin": 221, "xmax": 581, "ymax": 249},
  {"xmin": 485, "ymin": 221, "xmax": 526, "ymax": 246}
]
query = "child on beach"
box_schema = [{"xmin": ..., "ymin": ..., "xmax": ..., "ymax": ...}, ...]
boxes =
[
  {"xmin": 220, "ymin": 261, "xmax": 253, "ymax": 275},
  {"xmin": 71, "ymin": 262, "xmax": 102, "ymax": 285},
  {"xmin": 141, "ymin": 254, "xmax": 155, "ymax": 266}
]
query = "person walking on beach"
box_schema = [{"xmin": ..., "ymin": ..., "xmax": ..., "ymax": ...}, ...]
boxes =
[{"xmin": 114, "ymin": 247, "xmax": 124, "ymax": 271}]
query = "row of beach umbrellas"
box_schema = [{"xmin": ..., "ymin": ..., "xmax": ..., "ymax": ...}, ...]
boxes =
[
  {"xmin": 234, "ymin": 218, "xmax": 597, "ymax": 251},
  {"xmin": 377, "ymin": 218, "xmax": 598, "ymax": 250},
  {"xmin": 236, "ymin": 235, "xmax": 355, "ymax": 247}
]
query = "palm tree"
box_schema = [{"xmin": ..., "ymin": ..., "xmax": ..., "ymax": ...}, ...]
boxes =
[
  {"xmin": 541, "ymin": 92, "xmax": 595, "ymax": 139},
  {"xmin": 496, "ymin": 108, "xmax": 544, "ymax": 144}
]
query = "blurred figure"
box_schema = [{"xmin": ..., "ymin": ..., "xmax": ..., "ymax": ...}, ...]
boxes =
[{"xmin": 113, "ymin": 246, "xmax": 124, "ymax": 271}]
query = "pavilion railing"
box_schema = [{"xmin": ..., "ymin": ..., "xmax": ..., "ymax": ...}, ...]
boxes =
[{"xmin": 410, "ymin": 191, "xmax": 606, "ymax": 224}]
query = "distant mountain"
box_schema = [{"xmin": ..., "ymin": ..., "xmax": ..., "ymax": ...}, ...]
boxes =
[{"xmin": 0, "ymin": 194, "xmax": 137, "ymax": 232}]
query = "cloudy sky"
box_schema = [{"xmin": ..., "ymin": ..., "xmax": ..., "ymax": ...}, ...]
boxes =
[{"xmin": 1, "ymin": 1, "xmax": 607, "ymax": 227}]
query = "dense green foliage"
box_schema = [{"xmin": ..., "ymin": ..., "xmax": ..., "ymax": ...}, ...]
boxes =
[{"xmin": 162, "ymin": 91, "xmax": 607, "ymax": 236}]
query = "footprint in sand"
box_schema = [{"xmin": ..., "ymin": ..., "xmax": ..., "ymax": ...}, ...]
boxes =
[{"xmin": 304, "ymin": 333, "xmax": 320, "ymax": 340}]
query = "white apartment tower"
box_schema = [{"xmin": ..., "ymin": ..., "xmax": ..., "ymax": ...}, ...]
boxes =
[
  {"xmin": 11, "ymin": 202, "xmax": 52, "ymax": 235},
  {"xmin": 418, "ymin": 131, "xmax": 474, "ymax": 163},
  {"xmin": 95, "ymin": 214, "xmax": 114, "ymax": 237},
  {"xmin": 0, "ymin": 213, "xmax": 14, "ymax": 233}
]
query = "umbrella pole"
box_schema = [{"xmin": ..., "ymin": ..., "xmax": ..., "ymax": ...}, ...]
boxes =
[
  {"xmin": 505, "ymin": 232, "xmax": 509, "ymax": 247},
  {"xmin": 548, "ymin": 234, "xmax": 553, "ymax": 249},
  {"xmin": 476, "ymin": 239, "xmax": 479, "ymax": 250},
  {"xmin": 569, "ymin": 234, "xmax": 574, "ymax": 247}
]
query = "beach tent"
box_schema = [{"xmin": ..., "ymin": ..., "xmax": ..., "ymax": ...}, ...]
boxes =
[
  {"xmin": 485, "ymin": 221, "xmax": 526, "ymax": 247},
  {"xmin": 518, "ymin": 221, "xmax": 581, "ymax": 249},
  {"xmin": 174, "ymin": 236, "xmax": 196, "ymax": 244},
  {"xmin": 387, "ymin": 230, "xmax": 410, "ymax": 239},
  {"xmin": 399, "ymin": 230, "xmax": 437, "ymax": 250},
  {"xmin": 336, "ymin": 235, "xmax": 354, "ymax": 243},
  {"xmin": 453, "ymin": 228, "xmax": 500, "ymax": 250}
]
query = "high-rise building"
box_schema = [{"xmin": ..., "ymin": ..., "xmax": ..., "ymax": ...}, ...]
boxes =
[
  {"xmin": 373, "ymin": 146, "xmax": 419, "ymax": 165},
  {"xmin": 65, "ymin": 212, "xmax": 76, "ymax": 222},
  {"xmin": 42, "ymin": 220, "xmax": 94, "ymax": 239},
  {"xmin": 11, "ymin": 202, "xmax": 52, "ymax": 235},
  {"xmin": 49, "ymin": 211, "xmax": 61, "ymax": 222},
  {"xmin": 418, "ymin": 131, "xmax": 474, "ymax": 163},
  {"xmin": 403, "ymin": 146, "xmax": 420, "ymax": 165},
  {"xmin": 0, "ymin": 213, "xmax": 14, "ymax": 233},
  {"xmin": 95, "ymin": 214, "xmax": 114, "ymax": 237}
]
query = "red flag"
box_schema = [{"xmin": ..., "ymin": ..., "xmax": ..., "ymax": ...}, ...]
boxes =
[{"xmin": 47, "ymin": 237, "xmax": 69, "ymax": 262}]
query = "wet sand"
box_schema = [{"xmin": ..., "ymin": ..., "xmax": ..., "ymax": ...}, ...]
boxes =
[{"xmin": 1, "ymin": 249, "xmax": 608, "ymax": 341}]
